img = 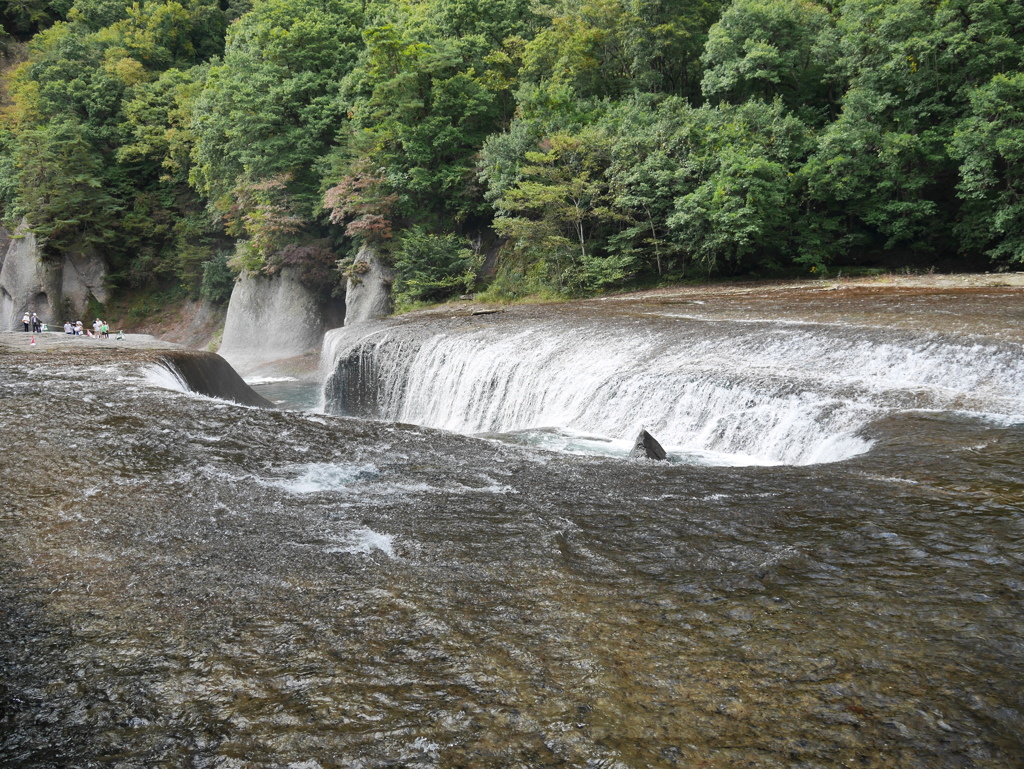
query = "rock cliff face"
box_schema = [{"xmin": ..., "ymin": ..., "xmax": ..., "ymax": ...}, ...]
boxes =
[
  {"xmin": 0, "ymin": 219, "xmax": 109, "ymax": 331},
  {"xmin": 0, "ymin": 227, "xmax": 10, "ymax": 272},
  {"xmin": 218, "ymin": 267, "xmax": 344, "ymax": 375},
  {"xmin": 219, "ymin": 245, "xmax": 390, "ymax": 375},
  {"xmin": 0, "ymin": 221, "xmax": 61, "ymax": 330},
  {"xmin": 61, "ymin": 250, "xmax": 110, "ymax": 316},
  {"xmin": 343, "ymin": 245, "xmax": 394, "ymax": 326}
]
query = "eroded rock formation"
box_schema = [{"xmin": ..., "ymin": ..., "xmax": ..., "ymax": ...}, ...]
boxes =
[
  {"xmin": 0, "ymin": 220, "xmax": 61, "ymax": 330},
  {"xmin": 61, "ymin": 250, "xmax": 110, "ymax": 315},
  {"xmin": 0, "ymin": 219, "xmax": 109, "ymax": 331},
  {"xmin": 344, "ymin": 245, "xmax": 394, "ymax": 326},
  {"xmin": 218, "ymin": 267, "xmax": 344, "ymax": 375}
]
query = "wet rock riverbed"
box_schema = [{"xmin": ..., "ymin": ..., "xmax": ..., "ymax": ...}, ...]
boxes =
[{"xmin": 1, "ymin": 299, "xmax": 1023, "ymax": 768}]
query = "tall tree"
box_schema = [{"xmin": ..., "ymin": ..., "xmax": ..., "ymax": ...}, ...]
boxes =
[
  {"xmin": 802, "ymin": 0, "xmax": 1024, "ymax": 261},
  {"xmin": 700, "ymin": 0, "xmax": 837, "ymax": 121},
  {"xmin": 951, "ymin": 72, "xmax": 1024, "ymax": 264},
  {"xmin": 189, "ymin": 0, "xmax": 364, "ymax": 214},
  {"xmin": 522, "ymin": 0, "xmax": 728, "ymax": 101}
]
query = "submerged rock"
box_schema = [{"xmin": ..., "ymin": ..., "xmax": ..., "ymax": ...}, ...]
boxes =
[{"xmin": 630, "ymin": 429, "xmax": 667, "ymax": 461}]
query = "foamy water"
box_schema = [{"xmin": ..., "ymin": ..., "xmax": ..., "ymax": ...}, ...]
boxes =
[
  {"xmin": 323, "ymin": 313, "xmax": 1024, "ymax": 466},
  {"xmin": 143, "ymin": 361, "xmax": 189, "ymax": 393},
  {"xmin": 271, "ymin": 463, "xmax": 380, "ymax": 494},
  {"xmin": 324, "ymin": 527, "xmax": 395, "ymax": 557}
]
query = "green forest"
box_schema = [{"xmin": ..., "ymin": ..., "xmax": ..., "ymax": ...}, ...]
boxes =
[{"xmin": 1, "ymin": 0, "xmax": 1023, "ymax": 307}]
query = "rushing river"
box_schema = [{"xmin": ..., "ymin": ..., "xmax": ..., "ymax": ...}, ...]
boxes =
[{"xmin": 2, "ymin": 284, "xmax": 1023, "ymax": 768}]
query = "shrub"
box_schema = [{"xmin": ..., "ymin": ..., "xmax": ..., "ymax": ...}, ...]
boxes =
[
  {"xmin": 200, "ymin": 250, "xmax": 236, "ymax": 304},
  {"xmin": 392, "ymin": 227, "xmax": 481, "ymax": 306}
]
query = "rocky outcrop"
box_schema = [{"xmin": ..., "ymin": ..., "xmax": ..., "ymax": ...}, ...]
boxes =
[
  {"xmin": 0, "ymin": 219, "xmax": 110, "ymax": 331},
  {"xmin": 0, "ymin": 220, "xmax": 63, "ymax": 331},
  {"xmin": 218, "ymin": 267, "xmax": 344, "ymax": 375},
  {"xmin": 61, "ymin": 250, "xmax": 109, "ymax": 314},
  {"xmin": 630, "ymin": 429, "xmax": 668, "ymax": 461},
  {"xmin": 344, "ymin": 244, "xmax": 394, "ymax": 325}
]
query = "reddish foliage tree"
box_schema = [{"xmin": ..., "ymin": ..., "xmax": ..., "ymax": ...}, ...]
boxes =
[{"xmin": 323, "ymin": 163, "xmax": 399, "ymax": 243}]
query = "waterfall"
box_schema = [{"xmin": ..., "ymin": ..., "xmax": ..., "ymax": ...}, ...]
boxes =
[
  {"xmin": 321, "ymin": 314, "xmax": 1024, "ymax": 466},
  {"xmin": 145, "ymin": 351, "xmax": 273, "ymax": 408}
]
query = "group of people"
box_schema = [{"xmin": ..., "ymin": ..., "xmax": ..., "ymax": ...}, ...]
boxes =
[
  {"xmin": 20, "ymin": 312, "xmax": 43, "ymax": 333},
  {"xmin": 20, "ymin": 310, "xmax": 121, "ymax": 339},
  {"xmin": 63, "ymin": 318, "xmax": 110, "ymax": 338}
]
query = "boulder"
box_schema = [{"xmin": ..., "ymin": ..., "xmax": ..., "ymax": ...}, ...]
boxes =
[
  {"xmin": 0, "ymin": 219, "xmax": 63, "ymax": 331},
  {"xmin": 629, "ymin": 429, "xmax": 668, "ymax": 461},
  {"xmin": 344, "ymin": 244, "xmax": 394, "ymax": 325},
  {"xmin": 218, "ymin": 267, "xmax": 343, "ymax": 375}
]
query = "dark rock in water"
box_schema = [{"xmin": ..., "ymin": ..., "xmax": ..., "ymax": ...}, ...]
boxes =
[
  {"xmin": 156, "ymin": 350, "xmax": 273, "ymax": 408},
  {"xmin": 630, "ymin": 429, "xmax": 667, "ymax": 461}
]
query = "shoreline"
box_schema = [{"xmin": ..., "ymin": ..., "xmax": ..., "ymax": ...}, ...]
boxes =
[{"xmin": 398, "ymin": 270, "xmax": 1024, "ymax": 318}]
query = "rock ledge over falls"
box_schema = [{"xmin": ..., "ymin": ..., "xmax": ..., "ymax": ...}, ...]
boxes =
[{"xmin": 0, "ymin": 331, "xmax": 269, "ymax": 407}]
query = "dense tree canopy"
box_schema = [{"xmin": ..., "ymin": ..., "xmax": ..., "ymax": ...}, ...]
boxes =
[{"xmin": 1, "ymin": 0, "xmax": 1022, "ymax": 304}]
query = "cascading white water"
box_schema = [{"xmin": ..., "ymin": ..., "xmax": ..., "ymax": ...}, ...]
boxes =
[
  {"xmin": 321, "ymin": 314, "xmax": 1024, "ymax": 466},
  {"xmin": 145, "ymin": 359, "xmax": 191, "ymax": 393}
]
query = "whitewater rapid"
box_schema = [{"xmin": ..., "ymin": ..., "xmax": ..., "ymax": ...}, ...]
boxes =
[{"xmin": 321, "ymin": 306, "xmax": 1024, "ymax": 466}]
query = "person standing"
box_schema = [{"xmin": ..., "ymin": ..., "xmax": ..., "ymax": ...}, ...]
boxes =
[
  {"xmin": 21, "ymin": 312, "xmax": 30, "ymax": 331},
  {"xmin": 31, "ymin": 313, "xmax": 40, "ymax": 333}
]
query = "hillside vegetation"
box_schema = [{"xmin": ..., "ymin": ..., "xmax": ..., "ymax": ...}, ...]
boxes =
[{"xmin": 1, "ymin": 0, "xmax": 1022, "ymax": 305}]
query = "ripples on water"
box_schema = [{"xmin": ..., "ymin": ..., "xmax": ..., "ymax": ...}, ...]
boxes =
[{"xmin": 2, "ymin": 294, "xmax": 1024, "ymax": 767}]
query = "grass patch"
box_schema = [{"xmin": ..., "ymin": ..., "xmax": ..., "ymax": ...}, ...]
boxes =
[{"xmin": 206, "ymin": 327, "xmax": 223, "ymax": 352}]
